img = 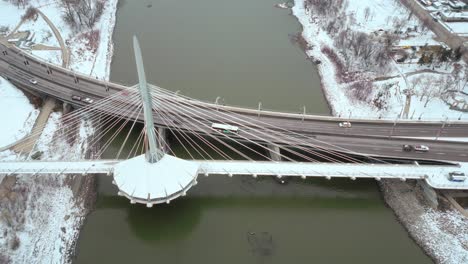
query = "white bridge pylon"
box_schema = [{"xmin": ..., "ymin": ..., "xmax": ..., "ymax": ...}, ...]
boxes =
[{"xmin": 110, "ymin": 37, "xmax": 201, "ymax": 207}]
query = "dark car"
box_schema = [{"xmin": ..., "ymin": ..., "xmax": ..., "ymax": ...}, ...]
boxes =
[{"xmin": 402, "ymin": 144, "xmax": 412, "ymax": 152}]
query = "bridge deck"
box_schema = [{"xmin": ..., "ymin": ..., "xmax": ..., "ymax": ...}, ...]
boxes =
[{"xmin": 0, "ymin": 159, "xmax": 466, "ymax": 190}]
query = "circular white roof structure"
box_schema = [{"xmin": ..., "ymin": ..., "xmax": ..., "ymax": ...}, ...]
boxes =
[{"xmin": 113, "ymin": 154, "xmax": 200, "ymax": 207}]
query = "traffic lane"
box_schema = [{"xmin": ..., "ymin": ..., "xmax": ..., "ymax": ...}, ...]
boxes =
[
  {"xmin": 0, "ymin": 49, "xmax": 123, "ymax": 96},
  {"xmin": 1, "ymin": 60, "xmax": 104, "ymax": 105},
  {"xmin": 224, "ymin": 110, "xmax": 468, "ymax": 137},
  {"xmin": 314, "ymin": 134, "xmax": 468, "ymax": 162},
  {"xmin": 3, "ymin": 44, "xmax": 468, "ymax": 132},
  {"xmin": 154, "ymin": 113, "xmax": 468, "ymax": 163},
  {"xmin": 4, "ymin": 61, "xmax": 468, "ymax": 143},
  {"xmin": 2, "ymin": 49, "xmax": 467, "ymax": 134},
  {"xmin": 3, "ymin": 46, "xmax": 468, "ymax": 140},
  {"xmin": 3, "ymin": 50, "xmax": 468, "ymax": 139}
]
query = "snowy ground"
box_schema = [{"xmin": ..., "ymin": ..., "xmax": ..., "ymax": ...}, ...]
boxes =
[
  {"xmin": 381, "ymin": 179, "xmax": 468, "ymax": 264},
  {"xmin": 292, "ymin": 0, "xmax": 468, "ymax": 262},
  {"xmin": 0, "ymin": 77, "xmax": 38, "ymax": 149},
  {"xmin": 418, "ymin": 209, "xmax": 468, "ymax": 263},
  {"xmin": 292, "ymin": 0, "xmax": 468, "ymax": 120},
  {"xmin": 0, "ymin": 0, "xmax": 118, "ymax": 263},
  {"xmin": 445, "ymin": 21, "xmax": 468, "ymax": 36},
  {"xmin": 0, "ymin": 112, "xmax": 94, "ymax": 263},
  {"xmin": 0, "ymin": 0, "xmax": 118, "ymax": 80}
]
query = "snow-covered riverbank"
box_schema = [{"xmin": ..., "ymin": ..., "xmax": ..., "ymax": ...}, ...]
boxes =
[
  {"xmin": 0, "ymin": 77, "xmax": 38, "ymax": 149},
  {"xmin": 291, "ymin": 0, "xmax": 468, "ymax": 120},
  {"xmin": 291, "ymin": 0, "xmax": 468, "ymax": 262},
  {"xmin": 0, "ymin": 0, "xmax": 119, "ymax": 262}
]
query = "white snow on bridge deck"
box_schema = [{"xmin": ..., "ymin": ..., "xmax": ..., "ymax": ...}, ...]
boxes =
[
  {"xmin": 197, "ymin": 160, "xmax": 468, "ymax": 190},
  {"xmin": 0, "ymin": 158, "xmax": 467, "ymax": 196},
  {"xmin": 0, "ymin": 160, "xmax": 118, "ymax": 175}
]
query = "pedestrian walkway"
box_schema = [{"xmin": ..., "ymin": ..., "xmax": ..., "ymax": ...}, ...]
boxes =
[{"xmin": 11, "ymin": 97, "xmax": 56, "ymax": 154}]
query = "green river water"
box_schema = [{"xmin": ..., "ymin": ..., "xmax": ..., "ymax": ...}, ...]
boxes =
[{"xmin": 74, "ymin": 0, "xmax": 431, "ymax": 263}]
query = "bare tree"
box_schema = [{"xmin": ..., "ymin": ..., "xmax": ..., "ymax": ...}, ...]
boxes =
[
  {"xmin": 59, "ymin": 0, "xmax": 105, "ymax": 32},
  {"xmin": 348, "ymin": 80, "xmax": 373, "ymax": 102},
  {"xmin": 7, "ymin": 0, "xmax": 30, "ymax": 8},
  {"xmin": 363, "ymin": 7, "xmax": 371, "ymax": 21},
  {"xmin": 462, "ymin": 66, "xmax": 468, "ymax": 91}
]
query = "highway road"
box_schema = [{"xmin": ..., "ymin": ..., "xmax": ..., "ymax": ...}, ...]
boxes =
[{"xmin": 1, "ymin": 42, "xmax": 468, "ymax": 162}]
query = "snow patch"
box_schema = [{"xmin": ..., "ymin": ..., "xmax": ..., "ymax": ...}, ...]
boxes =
[{"xmin": 0, "ymin": 77, "xmax": 38, "ymax": 148}]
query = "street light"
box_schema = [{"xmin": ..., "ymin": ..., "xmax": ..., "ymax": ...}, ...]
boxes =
[
  {"xmin": 302, "ymin": 105, "xmax": 306, "ymax": 121},
  {"xmin": 215, "ymin": 96, "xmax": 221, "ymax": 110},
  {"xmin": 257, "ymin": 102, "xmax": 262, "ymax": 117},
  {"xmin": 389, "ymin": 116, "xmax": 398, "ymax": 138},
  {"xmin": 436, "ymin": 116, "xmax": 448, "ymax": 140}
]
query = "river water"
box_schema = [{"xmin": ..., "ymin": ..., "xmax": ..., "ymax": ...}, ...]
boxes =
[{"xmin": 74, "ymin": 0, "xmax": 430, "ymax": 263}]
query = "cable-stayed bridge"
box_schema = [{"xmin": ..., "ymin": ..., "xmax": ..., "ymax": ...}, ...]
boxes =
[{"xmin": 0, "ymin": 37, "xmax": 467, "ymax": 207}]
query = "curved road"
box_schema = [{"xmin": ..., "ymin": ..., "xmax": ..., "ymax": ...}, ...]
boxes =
[{"xmin": 1, "ymin": 42, "xmax": 468, "ymax": 162}]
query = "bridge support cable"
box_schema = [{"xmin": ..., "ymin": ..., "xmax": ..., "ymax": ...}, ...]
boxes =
[
  {"xmin": 148, "ymin": 96, "xmax": 222, "ymax": 160},
  {"xmin": 91, "ymin": 97, "xmax": 144, "ymax": 156},
  {"xmin": 127, "ymin": 129, "xmax": 145, "ymax": 160},
  {"xmin": 152, "ymin": 87, "xmax": 389, "ymax": 164},
  {"xmin": 154, "ymin": 93, "xmax": 354, "ymax": 165},
  {"xmin": 58, "ymin": 94, "xmax": 142, "ymax": 159},
  {"xmin": 151, "ymin": 107, "xmax": 221, "ymax": 160},
  {"xmin": 150, "ymin": 95, "xmax": 287, "ymax": 162},
  {"xmin": 7, "ymin": 90, "xmax": 134, "ymax": 154},
  {"xmin": 171, "ymin": 91, "xmax": 388, "ymax": 165},
  {"xmin": 148, "ymin": 90, "xmax": 231, "ymax": 160},
  {"xmin": 151, "ymin": 127, "xmax": 174, "ymax": 156},
  {"xmin": 8, "ymin": 89, "xmax": 143, "ymax": 156},
  {"xmin": 95, "ymin": 103, "xmax": 144, "ymax": 158},
  {"xmin": 151, "ymin": 88, "xmax": 363, "ymax": 164},
  {"xmin": 116, "ymin": 106, "xmax": 143, "ymax": 159},
  {"xmin": 68, "ymin": 91, "xmax": 144, "ymax": 155},
  {"xmin": 149, "ymin": 96, "xmax": 266, "ymax": 162},
  {"xmin": 79, "ymin": 91, "xmax": 144, "ymax": 155},
  {"xmin": 151, "ymin": 91, "xmax": 345, "ymax": 163},
  {"xmin": 150, "ymin": 97, "xmax": 267, "ymax": 161},
  {"xmin": 150, "ymin": 92, "xmax": 307, "ymax": 162}
]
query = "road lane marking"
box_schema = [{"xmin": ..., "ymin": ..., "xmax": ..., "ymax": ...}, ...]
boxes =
[
  {"xmin": 459, "ymin": 154, "xmax": 468, "ymax": 157},
  {"xmin": 436, "ymin": 152, "xmax": 446, "ymax": 155}
]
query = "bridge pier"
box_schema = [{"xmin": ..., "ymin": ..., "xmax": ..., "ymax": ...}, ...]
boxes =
[
  {"xmin": 417, "ymin": 180, "xmax": 438, "ymax": 209},
  {"xmin": 266, "ymin": 144, "xmax": 281, "ymax": 161},
  {"xmin": 157, "ymin": 127, "xmax": 169, "ymax": 153},
  {"xmin": 63, "ymin": 102, "xmax": 72, "ymax": 114}
]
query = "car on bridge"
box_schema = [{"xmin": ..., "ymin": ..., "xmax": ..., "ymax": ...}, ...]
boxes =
[
  {"xmin": 414, "ymin": 145, "xmax": 430, "ymax": 152},
  {"xmin": 71, "ymin": 95, "xmax": 82, "ymax": 101},
  {"xmin": 448, "ymin": 172, "xmax": 466, "ymax": 182},
  {"xmin": 29, "ymin": 78, "xmax": 38, "ymax": 85},
  {"xmin": 339, "ymin": 121, "xmax": 352, "ymax": 128},
  {"xmin": 402, "ymin": 144, "xmax": 413, "ymax": 152},
  {"xmin": 402, "ymin": 144, "xmax": 430, "ymax": 152},
  {"xmin": 211, "ymin": 123, "xmax": 239, "ymax": 134},
  {"xmin": 83, "ymin": 97, "xmax": 94, "ymax": 104}
]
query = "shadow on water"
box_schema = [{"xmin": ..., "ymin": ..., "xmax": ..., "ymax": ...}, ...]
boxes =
[{"xmin": 95, "ymin": 196, "xmax": 202, "ymax": 243}]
